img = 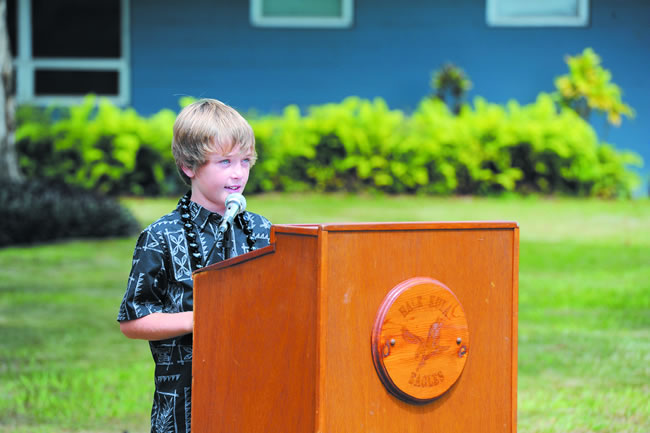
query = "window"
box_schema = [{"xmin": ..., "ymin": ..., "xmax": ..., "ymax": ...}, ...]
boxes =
[
  {"xmin": 486, "ymin": 0, "xmax": 589, "ymax": 27},
  {"xmin": 9, "ymin": 0, "xmax": 130, "ymax": 105},
  {"xmin": 250, "ymin": 0, "xmax": 353, "ymax": 28}
]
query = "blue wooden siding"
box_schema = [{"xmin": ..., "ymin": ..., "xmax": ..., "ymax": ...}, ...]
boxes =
[{"xmin": 131, "ymin": 0, "xmax": 649, "ymax": 183}]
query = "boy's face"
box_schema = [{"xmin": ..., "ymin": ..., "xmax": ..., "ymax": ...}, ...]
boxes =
[{"xmin": 182, "ymin": 150, "xmax": 253, "ymax": 215}]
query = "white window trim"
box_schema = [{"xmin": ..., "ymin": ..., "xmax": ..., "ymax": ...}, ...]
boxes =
[
  {"xmin": 250, "ymin": 0, "xmax": 353, "ymax": 28},
  {"xmin": 486, "ymin": 0, "xmax": 589, "ymax": 27},
  {"xmin": 13, "ymin": 0, "xmax": 130, "ymax": 106}
]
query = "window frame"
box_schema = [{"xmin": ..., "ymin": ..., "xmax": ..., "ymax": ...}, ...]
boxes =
[
  {"xmin": 486, "ymin": 0, "xmax": 589, "ymax": 27},
  {"xmin": 13, "ymin": 0, "xmax": 130, "ymax": 106},
  {"xmin": 250, "ymin": 0, "xmax": 353, "ymax": 28}
]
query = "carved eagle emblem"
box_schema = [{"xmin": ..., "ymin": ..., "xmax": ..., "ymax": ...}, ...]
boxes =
[{"xmin": 402, "ymin": 319, "xmax": 450, "ymax": 370}]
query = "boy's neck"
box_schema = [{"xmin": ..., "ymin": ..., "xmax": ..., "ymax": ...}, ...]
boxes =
[{"xmin": 189, "ymin": 187, "xmax": 226, "ymax": 215}]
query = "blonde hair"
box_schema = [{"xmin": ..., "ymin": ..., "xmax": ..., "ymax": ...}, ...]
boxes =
[{"xmin": 172, "ymin": 98, "xmax": 256, "ymax": 185}]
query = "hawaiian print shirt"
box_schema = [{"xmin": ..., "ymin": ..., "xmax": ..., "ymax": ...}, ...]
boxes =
[{"xmin": 117, "ymin": 197, "xmax": 271, "ymax": 433}]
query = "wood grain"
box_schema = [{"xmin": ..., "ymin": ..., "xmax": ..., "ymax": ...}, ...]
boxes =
[
  {"xmin": 192, "ymin": 222, "xmax": 518, "ymax": 433},
  {"xmin": 371, "ymin": 277, "xmax": 470, "ymax": 403},
  {"xmin": 192, "ymin": 231, "xmax": 319, "ymax": 433}
]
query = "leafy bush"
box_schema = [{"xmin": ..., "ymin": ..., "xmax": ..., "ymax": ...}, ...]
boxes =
[
  {"xmin": 15, "ymin": 93, "xmax": 642, "ymax": 199},
  {"xmin": 249, "ymin": 98, "xmax": 408, "ymax": 193},
  {"xmin": 0, "ymin": 179, "xmax": 140, "ymax": 247},
  {"xmin": 16, "ymin": 95, "xmax": 182, "ymax": 196},
  {"xmin": 248, "ymin": 94, "xmax": 642, "ymax": 197}
]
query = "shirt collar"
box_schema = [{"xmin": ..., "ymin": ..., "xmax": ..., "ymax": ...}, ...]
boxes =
[{"xmin": 176, "ymin": 196, "xmax": 224, "ymax": 231}]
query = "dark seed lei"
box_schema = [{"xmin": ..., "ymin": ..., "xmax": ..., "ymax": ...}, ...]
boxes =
[
  {"xmin": 179, "ymin": 191, "xmax": 257, "ymax": 271},
  {"xmin": 237, "ymin": 212, "xmax": 258, "ymax": 252}
]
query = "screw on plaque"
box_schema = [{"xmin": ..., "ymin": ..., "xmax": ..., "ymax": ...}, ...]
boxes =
[
  {"xmin": 456, "ymin": 337, "xmax": 462, "ymax": 345},
  {"xmin": 383, "ymin": 341, "xmax": 391, "ymax": 357},
  {"xmin": 390, "ymin": 339, "xmax": 396, "ymax": 346}
]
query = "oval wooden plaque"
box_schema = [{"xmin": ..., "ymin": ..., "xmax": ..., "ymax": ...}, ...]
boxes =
[{"xmin": 371, "ymin": 277, "xmax": 470, "ymax": 403}]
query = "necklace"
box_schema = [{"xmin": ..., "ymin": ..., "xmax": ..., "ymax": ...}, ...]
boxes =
[
  {"xmin": 238, "ymin": 212, "xmax": 258, "ymax": 252},
  {"xmin": 179, "ymin": 191, "xmax": 257, "ymax": 271}
]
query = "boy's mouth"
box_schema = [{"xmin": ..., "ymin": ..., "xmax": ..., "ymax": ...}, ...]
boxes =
[{"xmin": 225, "ymin": 185, "xmax": 241, "ymax": 191}]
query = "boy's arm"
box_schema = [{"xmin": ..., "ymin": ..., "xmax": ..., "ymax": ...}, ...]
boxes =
[
  {"xmin": 120, "ymin": 311, "xmax": 193, "ymax": 341},
  {"xmin": 119, "ymin": 227, "xmax": 191, "ymax": 341}
]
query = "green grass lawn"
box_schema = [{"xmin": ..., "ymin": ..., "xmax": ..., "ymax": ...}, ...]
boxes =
[{"xmin": 1, "ymin": 194, "xmax": 648, "ymax": 432}]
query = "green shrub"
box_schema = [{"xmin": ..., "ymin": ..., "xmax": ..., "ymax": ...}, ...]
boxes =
[
  {"xmin": 0, "ymin": 179, "xmax": 140, "ymax": 247},
  {"xmin": 249, "ymin": 97, "xmax": 408, "ymax": 193},
  {"xmin": 16, "ymin": 95, "xmax": 182, "ymax": 196},
  {"xmin": 15, "ymin": 93, "xmax": 642, "ymax": 199},
  {"xmin": 248, "ymin": 94, "xmax": 642, "ymax": 197}
]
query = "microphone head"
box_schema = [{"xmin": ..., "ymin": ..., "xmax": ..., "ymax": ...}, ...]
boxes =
[{"xmin": 225, "ymin": 193, "xmax": 247, "ymax": 215}]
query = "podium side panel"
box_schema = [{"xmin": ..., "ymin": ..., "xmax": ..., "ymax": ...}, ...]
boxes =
[
  {"xmin": 511, "ymin": 226, "xmax": 519, "ymax": 431},
  {"xmin": 193, "ymin": 233, "xmax": 319, "ymax": 433},
  {"xmin": 322, "ymin": 227, "xmax": 517, "ymax": 433}
]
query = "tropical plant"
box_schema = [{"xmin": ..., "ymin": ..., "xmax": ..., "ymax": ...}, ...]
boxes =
[
  {"xmin": 430, "ymin": 63, "xmax": 473, "ymax": 115},
  {"xmin": 554, "ymin": 48, "xmax": 634, "ymax": 126}
]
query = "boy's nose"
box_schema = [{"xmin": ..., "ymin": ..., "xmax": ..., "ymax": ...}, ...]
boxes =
[{"xmin": 231, "ymin": 162, "xmax": 245, "ymax": 178}]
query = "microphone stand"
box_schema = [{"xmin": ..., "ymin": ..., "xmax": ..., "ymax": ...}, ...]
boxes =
[{"xmin": 222, "ymin": 224, "xmax": 233, "ymax": 260}]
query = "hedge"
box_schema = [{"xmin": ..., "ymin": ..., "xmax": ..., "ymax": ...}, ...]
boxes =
[{"xmin": 16, "ymin": 94, "xmax": 642, "ymax": 198}]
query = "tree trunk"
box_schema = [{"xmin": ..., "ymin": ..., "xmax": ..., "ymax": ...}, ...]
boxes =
[{"xmin": 0, "ymin": 0, "xmax": 22, "ymax": 182}]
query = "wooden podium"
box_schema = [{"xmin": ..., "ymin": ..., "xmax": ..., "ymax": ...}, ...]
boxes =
[{"xmin": 192, "ymin": 222, "xmax": 519, "ymax": 433}]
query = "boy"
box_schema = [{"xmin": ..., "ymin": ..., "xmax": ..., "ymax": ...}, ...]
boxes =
[{"xmin": 117, "ymin": 99, "xmax": 272, "ymax": 433}]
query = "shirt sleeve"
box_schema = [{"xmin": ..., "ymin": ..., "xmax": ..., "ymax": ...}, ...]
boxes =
[{"xmin": 117, "ymin": 228, "xmax": 169, "ymax": 322}]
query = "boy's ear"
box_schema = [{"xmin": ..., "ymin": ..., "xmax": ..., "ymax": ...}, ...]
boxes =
[{"xmin": 181, "ymin": 166, "xmax": 195, "ymax": 179}]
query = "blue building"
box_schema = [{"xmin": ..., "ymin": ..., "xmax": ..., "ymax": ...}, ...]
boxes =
[{"xmin": 8, "ymin": 0, "xmax": 649, "ymax": 183}]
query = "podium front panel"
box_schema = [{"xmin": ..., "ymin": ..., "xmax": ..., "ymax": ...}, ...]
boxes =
[{"xmin": 319, "ymin": 223, "xmax": 518, "ymax": 433}]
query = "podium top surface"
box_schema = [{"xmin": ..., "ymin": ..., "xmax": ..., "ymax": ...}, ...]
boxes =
[
  {"xmin": 194, "ymin": 221, "xmax": 518, "ymax": 274},
  {"xmin": 274, "ymin": 220, "xmax": 518, "ymax": 234}
]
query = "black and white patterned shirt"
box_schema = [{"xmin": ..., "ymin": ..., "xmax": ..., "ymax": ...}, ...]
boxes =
[{"xmin": 117, "ymin": 197, "xmax": 271, "ymax": 433}]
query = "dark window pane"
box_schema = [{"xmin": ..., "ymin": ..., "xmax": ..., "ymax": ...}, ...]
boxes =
[
  {"xmin": 35, "ymin": 69, "xmax": 119, "ymax": 95},
  {"xmin": 32, "ymin": 0, "xmax": 120, "ymax": 58},
  {"xmin": 7, "ymin": 0, "xmax": 17, "ymax": 57}
]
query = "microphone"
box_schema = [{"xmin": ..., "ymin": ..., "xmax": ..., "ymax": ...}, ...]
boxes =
[{"xmin": 218, "ymin": 193, "xmax": 247, "ymax": 235}]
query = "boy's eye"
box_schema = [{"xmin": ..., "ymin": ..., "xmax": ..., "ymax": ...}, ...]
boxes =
[{"xmin": 218, "ymin": 159, "xmax": 230, "ymax": 165}]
